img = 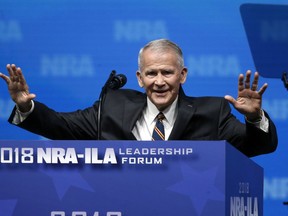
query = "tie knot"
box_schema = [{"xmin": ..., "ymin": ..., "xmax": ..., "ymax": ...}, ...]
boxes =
[{"xmin": 156, "ymin": 112, "xmax": 165, "ymax": 121}]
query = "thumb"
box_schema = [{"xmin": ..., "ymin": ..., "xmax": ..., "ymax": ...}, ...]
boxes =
[
  {"xmin": 27, "ymin": 93, "xmax": 36, "ymax": 101},
  {"xmin": 224, "ymin": 95, "xmax": 236, "ymax": 106}
]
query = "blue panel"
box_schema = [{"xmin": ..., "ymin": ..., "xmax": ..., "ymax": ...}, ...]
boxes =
[
  {"xmin": 0, "ymin": 140, "xmax": 263, "ymax": 216},
  {"xmin": 241, "ymin": 3, "xmax": 288, "ymax": 78},
  {"xmin": 0, "ymin": 0, "xmax": 287, "ymax": 214}
]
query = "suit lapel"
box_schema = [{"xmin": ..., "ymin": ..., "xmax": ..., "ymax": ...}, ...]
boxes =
[
  {"xmin": 120, "ymin": 87, "xmax": 195, "ymax": 140},
  {"xmin": 122, "ymin": 95, "xmax": 147, "ymax": 139},
  {"xmin": 168, "ymin": 95, "xmax": 196, "ymax": 140}
]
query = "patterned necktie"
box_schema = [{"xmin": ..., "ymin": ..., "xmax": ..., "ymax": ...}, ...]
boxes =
[{"xmin": 152, "ymin": 112, "xmax": 165, "ymax": 141}]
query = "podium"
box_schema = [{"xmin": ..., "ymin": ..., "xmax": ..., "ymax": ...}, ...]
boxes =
[{"xmin": 0, "ymin": 140, "xmax": 263, "ymax": 216}]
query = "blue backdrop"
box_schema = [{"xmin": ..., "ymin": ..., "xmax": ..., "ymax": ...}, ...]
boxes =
[{"xmin": 0, "ymin": 0, "xmax": 287, "ymax": 215}]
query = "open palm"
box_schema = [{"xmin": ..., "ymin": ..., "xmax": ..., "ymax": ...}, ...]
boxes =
[
  {"xmin": 0, "ymin": 64, "xmax": 35, "ymax": 112},
  {"xmin": 225, "ymin": 70, "xmax": 267, "ymax": 121}
]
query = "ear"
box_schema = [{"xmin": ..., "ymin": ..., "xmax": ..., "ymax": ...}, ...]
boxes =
[
  {"xmin": 180, "ymin": 67, "xmax": 188, "ymax": 84},
  {"xmin": 136, "ymin": 71, "xmax": 144, "ymax": 87}
]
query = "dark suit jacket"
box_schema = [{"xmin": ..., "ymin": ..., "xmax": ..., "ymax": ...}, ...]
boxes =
[{"xmin": 9, "ymin": 88, "xmax": 278, "ymax": 157}]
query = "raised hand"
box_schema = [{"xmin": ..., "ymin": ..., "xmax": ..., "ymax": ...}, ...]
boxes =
[
  {"xmin": 0, "ymin": 64, "xmax": 36, "ymax": 112},
  {"xmin": 224, "ymin": 70, "xmax": 267, "ymax": 121}
]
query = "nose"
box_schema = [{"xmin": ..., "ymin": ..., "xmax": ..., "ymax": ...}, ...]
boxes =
[{"xmin": 154, "ymin": 74, "xmax": 165, "ymax": 86}]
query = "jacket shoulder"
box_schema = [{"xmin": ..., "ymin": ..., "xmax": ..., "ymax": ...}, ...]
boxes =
[
  {"xmin": 106, "ymin": 88, "xmax": 145, "ymax": 100},
  {"xmin": 182, "ymin": 94, "xmax": 228, "ymax": 104}
]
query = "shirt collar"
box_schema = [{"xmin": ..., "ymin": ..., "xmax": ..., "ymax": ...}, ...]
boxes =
[{"xmin": 145, "ymin": 96, "xmax": 178, "ymax": 127}]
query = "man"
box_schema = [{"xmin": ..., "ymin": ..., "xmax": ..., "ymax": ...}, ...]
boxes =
[{"xmin": 0, "ymin": 39, "xmax": 277, "ymax": 157}]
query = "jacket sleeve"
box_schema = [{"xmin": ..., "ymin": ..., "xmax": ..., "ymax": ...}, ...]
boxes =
[
  {"xmin": 218, "ymin": 99, "xmax": 278, "ymax": 157},
  {"xmin": 8, "ymin": 101, "xmax": 99, "ymax": 140},
  {"xmin": 242, "ymin": 110, "xmax": 278, "ymax": 157}
]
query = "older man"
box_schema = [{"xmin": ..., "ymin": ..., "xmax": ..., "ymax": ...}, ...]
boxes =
[{"xmin": 0, "ymin": 39, "xmax": 278, "ymax": 157}]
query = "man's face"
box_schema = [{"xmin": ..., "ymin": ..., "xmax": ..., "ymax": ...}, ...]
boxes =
[{"xmin": 136, "ymin": 49, "xmax": 187, "ymax": 111}]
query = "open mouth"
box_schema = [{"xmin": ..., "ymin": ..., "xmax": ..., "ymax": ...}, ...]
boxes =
[{"xmin": 154, "ymin": 90, "xmax": 167, "ymax": 96}]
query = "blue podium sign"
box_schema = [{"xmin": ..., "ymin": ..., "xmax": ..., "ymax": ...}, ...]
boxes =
[{"xmin": 0, "ymin": 141, "xmax": 263, "ymax": 216}]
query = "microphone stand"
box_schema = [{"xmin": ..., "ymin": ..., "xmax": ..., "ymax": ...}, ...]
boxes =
[{"xmin": 97, "ymin": 70, "xmax": 116, "ymax": 140}]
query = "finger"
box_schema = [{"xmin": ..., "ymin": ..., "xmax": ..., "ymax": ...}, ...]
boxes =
[
  {"xmin": 11, "ymin": 64, "xmax": 18, "ymax": 77},
  {"xmin": 7, "ymin": 64, "xmax": 23, "ymax": 83},
  {"xmin": 13, "ymin": 65, "xmax": 22, "ymax": 83},
  {"xmin": 244, "ymin": 70, "xmax": 251, "ymax": 89},
  {"xmin": 238, "ymin": 74, "xmax": 245, "ymax": 92},
  {"xmin": 7, "ymin": 64, "xmax": 18, "ymax": 81},
  {"xmin": 251, "ymin": 72, "xmax": 259, "ymax": 91},
  {"xmin": 15, "ymin": 67, "xmax": 26, "ymax": 85},
  {"xmin": 6, "ymin": 64, "xmax": 14, "ymax": 78},
  {"xmin": 0, "ymin": 72, "xmax": 11, "ymax": 84},
  {"xmin": 258, "ymin": 83, "xmax": 268, "ymax": 96}
]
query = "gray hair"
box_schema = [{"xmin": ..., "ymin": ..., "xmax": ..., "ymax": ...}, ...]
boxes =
[{"xmin": 138, "ymin": 39, "xmax": 184, "ymax": 71}]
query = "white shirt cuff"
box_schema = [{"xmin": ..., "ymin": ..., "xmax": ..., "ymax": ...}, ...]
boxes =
[
  {"xmin": 12, "ymin": 101, "xmax": 35, "ymax": 125},
  {"xmin": 246, "ymin": 109, "xmax": 269, "ymax": 133}
]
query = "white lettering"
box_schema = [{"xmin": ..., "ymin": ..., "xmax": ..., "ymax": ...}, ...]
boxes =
[
  {"xmin": 0, "ymin": 147, "xmax": 34, "ymax": 164},
  {"xmin": 51, "ymin": 211, "xmax": 122, "ymax": 216},
  {"xmin": 186, "ymin": 55, "xmax": 240, "ymax": 77},
  {"xmin": 64, "ymin": 148, "xmax": 78, "ymax": 164},
  {"xmin": 40, "ymin": 55, "xmax": 94, "ymax": 77},
  {"xmin": 114, "ymin": 20, "xmax": 168, "ymax": 42},
  {"xmin": 264, "ymin": 177, "xmax": 288, "ymax": 199},
  {"xmin": 107, "ymin": 212, "xmax": 122, "ymax": 216},
  {"xmin": 72, "ymin": 212, "xmax": 86, "ymax": 216},
  {"xmin": 37, "ymin": 148, "xmax": 51, "ymax": 163},
  {"xmin": 239, "ymin": 182, "xmax": 250, "ymax": 194},
  {"xmin": 103, "ymin": 148, "xmax": 117, "ymax": 164},
  {"xmin": 0, "ymin": 20, "xmax": 22, "ymax": 42},
  {"xmin": 90, "ymin": 148, "xmax": 102, "ymax": 164},
  {"xmin": 230, "ymin": 197, "xmax": 258, "ymax": 216},
  {"xmin": 253, "ymin": 197, "xmax": 258, "ymax": 216},
  {"xmin": 262, "ymin": 99, "xmax": 288, "ymax": 120},
  {"xmin": 118, "ymin": 148, "xmax": 193, "ymax": 155},
  {"xmin": 230, "ymin": 196, "xmax": 244, "ymax": 216},
  {"xmin": 51, "ymin": 212, "xmax": 65, "ymax": 216},
  {"xmin": 261, "ymin": 20, "xmax": 288, "ymax": 43},
  {"xmin": 121, "ymin": 157, "xmax": 162, "ymax": 164},
  {"xmin": 85, "ymin": 148, "xmax": 117, "ymax": 164},
  {"xmin": 1, "ymin": 148, "xmax": 13, "ymax": 163},
  {"xmin": 37, "ymin": 148, "xmax": 78, "ymax": 164}
]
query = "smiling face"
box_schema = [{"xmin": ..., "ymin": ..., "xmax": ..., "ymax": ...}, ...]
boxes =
[{"xmin": 136, "ymin": 48, "xmax": 187, "ymax": 111}]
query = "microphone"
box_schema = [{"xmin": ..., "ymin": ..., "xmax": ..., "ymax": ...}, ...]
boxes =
[
  {"xmin": 97, "ymin": 71, "xmax": 127, "ymax": 140},
  {"xmin": 108, "ymin": 74, "xmax": 127, "ymax": 89}
]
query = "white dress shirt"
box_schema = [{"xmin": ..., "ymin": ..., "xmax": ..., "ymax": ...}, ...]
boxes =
[{"xmin": 132, "ymin": 97, "xmax": 178, "ymax": 140}]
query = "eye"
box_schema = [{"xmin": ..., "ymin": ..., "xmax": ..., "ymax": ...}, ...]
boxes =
[
  {"xmin": 162, "ymin": 70, "xmax": 174, "ymax": 77},
  {"xmin": 145, "ymin": 71, "xmax": 157, "ymax": 78}
]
